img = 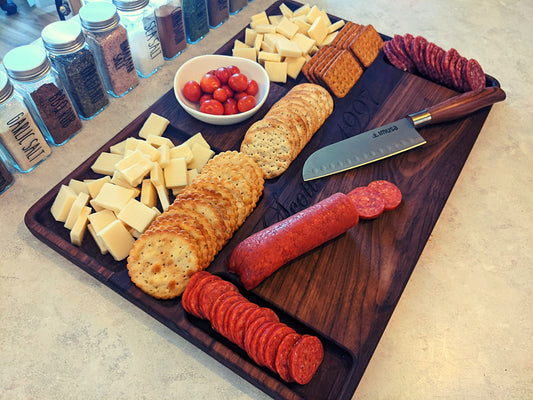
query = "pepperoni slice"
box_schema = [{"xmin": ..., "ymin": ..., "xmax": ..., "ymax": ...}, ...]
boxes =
[
  {"xmin": 182, "ymin": 272, "xmax": 220, "ymax": 318},
  {"xmin": 274, "ymin": 333, "xmax": 301, "ymax": 382},
  {"xmin": 367, "ymin": 180, "xmax": 402, "ymax": 211},
  {"xmin": 263, "ymin": 324, "xmax": 296, "ymax": 372},
  {"xmin": 348, "ymin": 186, "xmax": 385, "ymax": 219},
  {"xmin": 233, "ymin": 303, "xmax": 260, "ymax": 348},
  {"xmin": 244, "ymin": 316, "xmax": 271, "ymax": 358},
  {"xmin": 210, "ymin": 292, "xmax": 243, "ymax": 334},
  {"xmin": 198, "ymin": 279, "xmax": 238, "ymax": 320},
  {"xmin": 287, "ymin": 334, "xmax": 324, "ymax": 385}
]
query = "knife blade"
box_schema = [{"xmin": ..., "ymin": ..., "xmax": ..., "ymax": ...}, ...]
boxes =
[{"xmin": 302, "ymin": 86, "xmax": 506, "ymax": 181}]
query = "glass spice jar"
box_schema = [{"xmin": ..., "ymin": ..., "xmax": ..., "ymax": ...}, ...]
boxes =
[
  {"xmin": 41, "ymin": 20, "xmax": 109, "ymax": 120},
  {"xmin": 229, "ymin": 0, "xmax": 246, "ymax": 14},
  {"xmin": 2, "ymin": 45, "xmax": 82, "ymax": 146},
  {"xmin": 0, "ymin": 158, "xmax": 14, "ymax": 195},
  {"xmin": 151, "ymin": 0, "xmax": 187, "ymax": 60},
  {"xmin": 206, "ymin": 0, "xmax": 229, "ymax": 29},
  {"xmin": 113, "ymin": 0, "xmax": 164, "ymax": 78},
  {"xmin": 0, "ymin": 71, "xmax": 51, "ymax": 173},
  {"xmin": 79, "ymin": 1, "xmax": 139, "ymax": 98},
  {"xmin": 182, "ymin": 0, "xmax": 209, "ymax": 44}
]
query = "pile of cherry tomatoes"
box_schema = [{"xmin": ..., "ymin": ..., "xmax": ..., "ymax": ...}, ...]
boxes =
[{"xmin": 182, "ymin": 65, "xmax": 260, "ymax": 116}]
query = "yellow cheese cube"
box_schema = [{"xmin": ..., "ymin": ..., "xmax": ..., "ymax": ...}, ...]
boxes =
[
  {"xmin": 120, "ymin": 159, "xmax": 153, "ymax": 187},
  {"xmin": 233, "ymin": 39, "xmax": 250, "ymax": 49},
  {"xmin": 157, "ymin": 143, "xmax": 170, "ymax": 168},
  {"xmin": 250, "ymin": 11, "xmax": 269, "ymax": 24},
  {"xmin": 319, "ymin": 31, "xmax": 338, "ymax": 48},
  {"xmin": 155, "ymin": 184, "xmax": 170, "ymax": 211},
  {"xmin": 305, "ymin": 5, "xmax": 321, "ymax": 24},
  {"xmin": 140, "ymin": 179, "xmax": 157, "ymax": 208},
  {"xmin": 145, "ymin": 134, "xmax": 174, "ymax": 149},
  {"xmin": 264, "ymin": 61, "xmax": 288, "ymax": 83},
  {"xmin": 138, "ymin": 112, "xmax": 169, "ymax": 139},
  {"xmin": 187, "ymin": 143, "xmax": 215, "ymax": 172},
  {"xmin": 87, "ymin": 224, "xmax": 108, "ymax": 255},
  {"xmin": 244, "ymin": 28, "xmax": 257, "ymax": 47},
  {"xmin": 276, "ymin": 38, "xmax": 302, "ymax": 58},
  {"xmin": 232, "ymin": 47, "xmax": 257, "ymax": 61},
  {"xmin": 285, "ymin": 56, "xmax": 307, "ymax": 79},
  {"xmin": 97, "ymin": 220, "xmax": 135, "ymax": 261},
  {"xmin": 187, "ymin": 168, "xmax": 198, "ymax": 185},
  {"xmin": 293, "ymin": 3, "xmax": 310, "ymax": 17},
  {"xmin": 64, "ymin": 192, "xmax": 90, "ymax": 230},
  {"xmin": 169, "ymin": 143, "xmax": 194, "ymax": 163},
  {"xmin": 292, "ymin": 32, "xmax": 316, "ymax": 55},
  {"xmin": 268, "ymin": 14, "xmax": 283, "ymax": 26},
  {"xmin": 276, "ymin": 17, "xmax": 299, "ymax": 39},
  {"xmin": 279, "ymin": 3, "xmax": 293, "ymax": 18},
  {"xmin": 90, "ymin": 200, "xmax": 105, "ymax": 212},
  {"xmin": 291, "ymin": 16, "xmax": 311, "ymax": 35},
  {"xmin": 164, "ymin": 157, "xmax": 188, "ymax": 188},
  {"xmin": 260, "ymin": 40, "xmax": 275, "ymax": 53},
  {"xmin": 258, "ymin": 51, "xmax": 283, "ymax": 65},
  {"xmin": 319, "ymin": 10, "xmax": 331, "ymax": 26},
  {"xmin": 68, "ymin": 179, "xmax": 90, "ymax": 195},
  {"xmin": 91, "ymin": 152, "xmax": 123, "ymax": 176},
  {"xmin": 109, "ymin": 139, "xmax": 127, "ymax": 155},
  {"xmin": 51, "ymin": 185, "xmax": 78, "ymax": 222},
  {"xmin": 88, "ymin": 209, "xmax": 117, "ymax": 232},
  {"xmin": 307, "ymin": 15, "xmax": 329, "ymax": 44},
  {"xmin": 117, "ymin": 198, "xmax": 157, "ymax": 233},
  {"xmin": 328, "ymin": 19, "xmax": 345, "ymax": 33},
  {"xmin": 91, "ymin": 182, "xmax": 136, "ymax": 213},
  {"xmin": 253, "ymin": 33, "xmax": 263, "ymax": 54},
  {"xmin": 70, "ymin": 206, "xmax": 91, "ymax": 246},
  {"xmin": 136, "ymin": 140, "xmax": 161, "ymax": 162},
  {"xmin": 254, "ymin": 24, "xmax": 278, "ymax": 34},
  {"xmin": 124, "ymin": 137, "xmax": 143, "ymax": 155},
  {"xmin": 263, "ymin": 33, "xmax": 285, "ymax": 48},
  {"xmin": 150, "ymin": 162, "xmax": 165, "ymax": 187},
  {"xmin": 184, "ymin": 132, "xmax": 211, "ymax": 150}
]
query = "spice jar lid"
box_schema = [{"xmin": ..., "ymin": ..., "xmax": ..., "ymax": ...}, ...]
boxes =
[
  {"xmin": 112, "ymin": 0, "xmax": 149, "ymax": 12},
  {"xmin": 2, "ymin": 45, "xmax": 52, "ymax": 82},
  {"xmin": 41, "ymin": 20, "xmax": 86, "ymax": 54},
  {"xmin": 0, "ymin": 71, "xmax": 15, "ymax": 104},
  {"xmin": 79, "ymin": 2, "xmax": 120, "ymax": 33}
]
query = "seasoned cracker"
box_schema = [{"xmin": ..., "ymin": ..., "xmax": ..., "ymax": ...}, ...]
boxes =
[{"xmin": 349, "ymin": 24, "xmax": 383, "ymax": 67}]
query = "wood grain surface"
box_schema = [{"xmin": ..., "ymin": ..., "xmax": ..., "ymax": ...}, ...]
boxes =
[{"xmin": 24, "ymin": 2, "xmax": 501, "ymax": 399}]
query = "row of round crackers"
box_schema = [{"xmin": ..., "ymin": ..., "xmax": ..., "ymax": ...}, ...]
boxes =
[
  {"xmin": 127, "ymin": 151, "xmax": 264, "ymax": 299},
  {"xmin": 241, "ymin": 83, "xmax": 334, "ymax": 179}
]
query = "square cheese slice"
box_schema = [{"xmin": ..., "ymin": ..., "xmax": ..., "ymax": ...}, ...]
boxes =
[
  {"xmin": 97, "ymin": 220, "xmax": 135, "ymax": 261},
  {"xmin": 232, "ymin": 47, "xmax": 257, "ymax": 61},
  {"xmin": 64, "ymin": 192, "xmax": 90, "ymax": 230},
  {"xmin": 140, "ymin": 179, "xmax": 157, "ymax": 208},
  {"xmin": 187, "ymin": 143, "xmax": 215, "ymax": 172},
  {"xmin": 164, "ymin": 157, "xmax": 188, "ymax": 188},
  {"xmin": 264, "ymin": 61, "xmax": 288, "ymax": 83},
  {"xmin": 88, "ymin": 209, "xmax": 117, "ymax": 233},
  {"xmin": 70, "ymin": 206, "xmax": 91, "ymax": 246},
  {"xmin": 138, "ymin": 113, "xmax": 170, "ymax": 139},
  {"xmin": 51, "ymin": 185, "xmax": 78, "ymax": 222},
  {"xmin": 117, "ymin": 198, "xmax": 157, "ymax": 233},
  {"xmin": 91, "ymin": 182, "xmax": 136, "ymax": 213},
  {"xmin": 91, "ymin": 152, "xmax": 123, "ymax": 176}
]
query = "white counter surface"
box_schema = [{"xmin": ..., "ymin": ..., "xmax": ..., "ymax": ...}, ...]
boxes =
[{"xmin": 1, "ymin": 1, "xmax": 532, "ymax": 399}]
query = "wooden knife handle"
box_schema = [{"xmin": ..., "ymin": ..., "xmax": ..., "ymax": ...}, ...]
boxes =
[{"xmin": 424, "ymin": 86, "xmax": 506, "ymax": 126}]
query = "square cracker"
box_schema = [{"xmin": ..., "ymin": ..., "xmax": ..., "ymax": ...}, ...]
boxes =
[{"xmin": 348, "ymin": 24, "xmax": 383, "ymax": 67}]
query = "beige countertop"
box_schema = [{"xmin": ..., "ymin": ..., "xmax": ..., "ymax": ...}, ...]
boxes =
[{"xmin": 1, "ymin": 0, "xmax": 531, "ymax": 399}]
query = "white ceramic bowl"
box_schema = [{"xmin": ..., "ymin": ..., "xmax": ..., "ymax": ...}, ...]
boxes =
[{"xmin": 173, "ymin": 54, "xmax": 270, "ymax": 125}]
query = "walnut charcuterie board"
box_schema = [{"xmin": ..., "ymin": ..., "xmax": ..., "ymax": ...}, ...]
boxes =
[{"xmin": 25, "ymin": 1, "xmax": 501, "ymax": 399}]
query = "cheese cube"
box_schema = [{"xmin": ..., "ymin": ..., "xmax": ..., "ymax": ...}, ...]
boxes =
[
  {"xmin": 91, "ymin": 182, "xmax": 136, "ymax": 213},
  {"xmin": 157, "ymin": 143, "xmax": 170, "ymax": 168},
  {"xmin": 138, "ymin": 112, "xmax": 169, "ymax": 139},
  {"xmin": 276, "ymin": 17, "xmax": 299, "ymax": 39},
  {"xmin": 91, "ymin": 152, "xmax": 122, "ymax": 176},
  {"xmin": 164, "ymin": 157, "xmax": 188, "ymax": 188},
  {"xmin": 97, "ymin": 220, "xmax": 135, "ymax": 261},
  {"xmin": 260, "ymin": 40, "xmax": 275, "ymax": 53},
  {"xmin": 136, "ymin": 140, "xmax": 161, "ymax": 162},
  {"xmin": 145, "ymin": 134, "xmax": 174, "ymax": 149},
  {"xmin": 244, "ymin": 28, "xmax": 257, "ymax": 47},
  {"xmin": 187, "ymin": 143, "xmax": 215, "ymax": 172},
  {"xmin": 155, "ymin": 184, "xmax": 170, "ymax": 211},
  {"xmin": 305, "ymin": 5, "xmax": 321, "ymax": 24},
  {"xmin": 253, "ymin": 33, "xmax": 263, "ymax": 54},
  {"xmin": 87, "ymin": 224, "xmax": 108, "ymax": 255},
  {"xmin": 254, "ymin": 24, "xmax": 277, "ymax": 34},
  {"xmin": 250, "ymin": 11, "xmax": 269, "ymax": 24},
  {"xmin": 88, "ymin": 209, "xmax": 117, "ymax": 232},
  {"xmin": 232, "ymin": 47, "xmax": 257, "ymax": 61},
  {"xmin": 328, "ymin": 19, "xmax": 345, "ymax": 33},
  {"xmin": 124, "ymin": 137, "xmax": 143, "ymax": 156},
  {"xmin": 307, "ymin": 15, "xmax": 329, "ymax": 44},
  {"xmin": 140, "ymin": 179, "xmax": 157, "ymax": 208},
  {"xmin": 121, "ymin": 159, "xmax": 153, "ymax": 187},
  {"xmin": 279, "ymin": 3, "xmax": 293, "ymax": 18},
  {"xmin": 169, "ymin": 143, "xmax": 194, "ymax": 163},
  {"xmin": 292, "ymin": 32, "xmax": 316, "ymax": 55},
  {"xmin": 184, "ymin": 132, "xmax": 211, "ymax": 150},
  {"xmin": 258, "ymin": 51, "xmax": 283, "ymax": 65},
  {"xmin": 264, "ymin": 61, "xmax": 288, "ymax": 83},
  {"xmin": 319, "ymin": 31, "xmax": 338, "ymax": 47},
  {"xmin": 64, "ymin": 192, "xmax": 90, "ymax": 230},
  {"xmin": 293, "ymin": 3, "xmax": 310, "ymax": 17},
  {"xmin": 233, "ymin": 39, "xmax": 250, "ymax": 49},
  {"xmin": 68, "ymin": 179, "xmax": 90, "ymax": 195},
  {"xmin": 117, "ymin": 198, "xmax": 157, "ymax": 233},
  {"xmin": 319, "ymin": 10, "xmax": 332, "ymax": 26},
  {"xmin": 263, "ymin": 33, "xmax": 285, "ymax": 48},
  {"xmin": 109, "ymin": 139, "xmax": 127, "ymax": 155},
  {"xmin": 291, "ymin": 16, "xmax": 311, "ymax": 35},
  {"xmin": 187, "ymin": 168, "xmax": 198, "ymax": 185},
  {"xmin": 70, "ymin": 206, "xmax": 91, "ymax": 246},
  {"xmin": 276, "ymin": 38, "xmax": 302, "ymax": 58},
  {"xmin": 285, "ymin": 56, "xmax": 307, "ymax": 79},
  {"xmin": 51, "ymin": 185, "xmax": 78, "ymax": 222},
  {"xmin": 110, "ymin": 171, "xmax": 137, "ymax": 190},
  {"xmin": 268, "ymin": 14, "xmax": 283, "ymax": 26},
  {"xmin": 150, "ymin": 162, "xmax": 165, "ymax": 187}
]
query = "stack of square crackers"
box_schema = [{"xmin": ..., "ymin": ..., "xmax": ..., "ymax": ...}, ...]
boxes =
[
  {"xmin": 127, "ymin": 151, "xmax": 264, "ymax": 299},
  {"xmin": 303, "ymin": 22, "xmax": 384, "ymax": 98},
  {"xmin": 241, "ymin": 83, "xmax": 334, "ymax": 179}
]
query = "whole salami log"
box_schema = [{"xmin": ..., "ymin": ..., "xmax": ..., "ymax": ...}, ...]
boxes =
[{"xmin": 228, "ymin": 192, "xmax": 359, "ymax": 290}]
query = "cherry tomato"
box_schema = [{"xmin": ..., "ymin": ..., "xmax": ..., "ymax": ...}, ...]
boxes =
[
  {"xmin": 246, "ymin": 79, "xmax": 259, "ymax": 96},
  {"xmin": 233, "ymin": 91, "xmax": 247, "ymax": 102},
  {"xmin": 215, "ymin": 67, "xmax": 230, "ymax": 85},
  {"xmin": 200, "ymin": 99, "xmax": 224, "ymax": 115},
  {"xmin": 227, "ymin": 65, "xmax": 240, "ymax": 75},
  {"xmin": 200, "ymin": 73, "xmax": 221, "ymax": 94},
  {"xmin": 199, "ymin": 93, "xmax": 213, "ymax": 104},
  {"xmin": 212, "ymin": 87, "xmax": 228, "ymax": 102},
  {"xmin": 220, "ymin": 84, "xmax": 234, "ymax": 99},
  {"xmin": 223, "ymin": 98, "xmax": 238, "ymax": 115},
  {"xmin": 182, "ymin": 80, "xmax": 202, "ymax": 102},
  {"xmin": 228, "ymin": 73, "xmax": 249, "ymax": 92},
  {"xmin": 237, "ymin": 95, "xmax": 257, "ymax": 113}
]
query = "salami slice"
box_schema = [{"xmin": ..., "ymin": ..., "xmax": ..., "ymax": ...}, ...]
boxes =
[
  {"xmin": 274, "ymin": 333, "xmax": 301, "ymax": 382},
  {"xmin": 182, "ymin": 272, "xmax": 219, "ymax": 318},
  {"xmin": 287, "ymin": 335, "xmax": 324, "ymax": 385},
  {"xmin": 367, "ymin": 180, "xmax": 402, "ymax": 211},
  {"xmin": 263, "ymin": 325, "xmax": 296, "ymax": 372},
  {"xmin": 347, "ymin": 186, "xmax": 385, "ymax": 219},
  {"xmin": 198, "ymin": 279, "xmax": 238, "ymax": 321},
  {"xmin": 464, "ymin": 58, "xmax": 485, "ymax": 91}
]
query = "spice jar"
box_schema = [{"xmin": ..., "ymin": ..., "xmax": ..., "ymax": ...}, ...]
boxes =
[
  {"xmin": 79, "ymin": 1, "xmax": 139, "ymax": 98},
  {"xmin": 151, "ymin": 0, "xmax": 187, "ymax": 60},
  {"xmin": 206, "ymin": 0, "xmax": 228, "ymax": 28},
  {"xmin": 3, "ymin": 45, "xmax": 82, "ymax": 146},
  {"xmin": 0, "ymin": 71, "xmax": 51, "ymax": 173},
  {"xmin": 41, "ymin": 20, "xmax": 109, "ymax": 120},
  {"xmin": 113, "ymin": 0, "xmax": 164, "ymax": 78},
  {"xmin": 0, "ymin": 158, "xmax": 14, "ymax": 195},
  {"xmin": 182, "ymin": 0, "xmax": 209, "ymax": 44},
  {"xmin": 229, "ymin": 0, "xmax": 246, "ymax": 14}
]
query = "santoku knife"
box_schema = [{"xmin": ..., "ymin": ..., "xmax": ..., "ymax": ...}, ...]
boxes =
[{"xmin": 302, "ymin": 86, "xmax": 506, "ymax": 181}]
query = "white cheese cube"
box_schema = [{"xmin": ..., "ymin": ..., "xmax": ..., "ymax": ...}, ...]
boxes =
[
  {"xmin": 254, "ymin": 24, "xmax": 278, "ymax": 34},
  {"xmin": 157, "ymin": 143, "xmax": 170, "ymax": 168},
  {"xmin": 155, "ymin": 184, "xmax": 170, "ymax": 211},
  {"xmin": 293, "ymin": 3, "xmax": 310, "ymax": 17},
  {"xmin": 88, "ymin": 209, "xmax": 117, "ymax": 232},
  {"xmin": 164, "ymin": 157, "xmax": 188, "ymax": 188},
  {"xmin": 328, "ymin": 19, "xmax": 345, "ymax": 33},
  {"xmin": 51, "ymin": 185, "xmax": 78, "ymax": 222},
  {"xmin": 291, "ymin": 16, "xmax": 311, "ymax": 35},
  {"xmin": 136, "ymin": 140, "xmax": 161, "ymax": 162},
  {"xmin": 187, "ymin": 168, "xmax": 198, "ymax": 185},
  {"xmin": 117, "ymin": 198, "xmax": 157, "ymax": 233},
  {"xmin": 140, "ymin": 179, "xmax": 157, "ymax": 208},
  {"xmin": 307, "ymin": 15, "xmax": 329, "ymax": 44},
  {"xmin": 187, "ymin": 143, "xmax": 215, "ymax": 172},
  {"xmin": 285, "ymin": 56, "xmax": 307, "ymax": 79},
  {"xmin": 276, "ymin": 17, "xmax": 299, "ymax": 39},
  {"xmin": 145, "ymin": 134, "xmax": 174, "ymax": 149},
  {"xmin": 97, "ymin": 220, "xmax": 135, "ymax": 261},
  {"xmin": 319, "ymin": 31, "xmax": 338, "ymax": 47},
  {"xmin": 264, "ymin": 61, "xmax": 288, "ymax": 83},
  {"xmin": 87, "ymin": 224, "xmax": 108, "ymax": 255},
  {"xmin": 253, "ymin": 33, "xmax": 263, "ymax": 54},
  {"xmin": 319, "ymin": 10, "xmax": 332, "ymax": 26},
  {"xmin": 260, "ymin": 40, "xmax": 276, "ymax": 53},
  {"xmin": 268, "ymin": 14, "xmax": 283, "ymax": 26},
  {"xmin": 109, "ymin": 139, "xmax": 127, "ymax": 155},
  {"xmin": 232, "ymin": 47, "xmax": 257, "ymax": 61},
  {"xmin": 70, "ymin": 206, "xmax": 91, "ymax": 246},
  {"xmin": 258, "ymin": 51, "xmax": 283, "ymax": 65},
  {"xmin": 279, "ymin": 3, "xmax": 293, "ymax": 18},
  {"xmin": 244, "ymin": 28, "xmax": 258, "ymax": 47},
  {"xmin": 150, "ymin": 162, "xmax": 165, "ymax": 187},
  {"xmin": 276, "ymin": 37, "xmax": 303, "ymax": 58},
  {"xmin": 91, "ymin": 152, "xmax": 123, "ymax": 176},
  {"xmin": 233, "ymin": 39, "xmax": 250, "ymax": 49},
  {"xmin": 184, "ymin": 133, "xmax": 211, "ymax": 150},
  {"xmin": 292, "ymin": 32, "xmax": 316, "ymax": 55},
  {"xmin": 263, "ymin": 33, "xmax": 285, "ymax": 49},
  {"xmin": 68, "ymin": 179, "xmax": 90, "ymax": 195},
  {"xmin": 91, "ymin": 182, "xmax": 136, "ymax": 213},
  {"xmin": 64, "ymin": 192, "xmax": 90, "ymax": 230},
  {"xmin": 138, "ymin": 113, "xmax": 169, "ymax": 139},
  {"xmin": 170, "ymin": 143, "xmax": 194, "ymax": 162},
  {"xmin": 305, "ymin": 5, "xmax": 321, "ymax": 24},
  {"xmin": 250, "ymin": 11, "xmax": 269, "ymax": 24}
]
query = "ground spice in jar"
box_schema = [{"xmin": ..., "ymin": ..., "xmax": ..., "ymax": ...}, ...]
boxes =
[
  {"xmin": 30, "ymin": 82, "xmax": 82, "ymax": 144},
  {"xmin": 182, "ymin": 0, "xmax": 209, "ymax": 44},
  {"xmin": 207, "ymin": 0, "xmax": 229, "ymax": 28},
  {"xmin": 154, "ymin": 1, "xmax": 187, "ymax": 60}
]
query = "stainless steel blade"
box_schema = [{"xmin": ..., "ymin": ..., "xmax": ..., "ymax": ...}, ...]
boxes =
[{"xmin": 302, "ymin": 118, "xmax": 426, "ymax": 181}]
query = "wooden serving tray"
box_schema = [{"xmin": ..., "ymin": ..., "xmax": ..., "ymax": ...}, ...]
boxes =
[{"xmin": 25, "ymin": 2, "xmax": 501, "ymax": 399}]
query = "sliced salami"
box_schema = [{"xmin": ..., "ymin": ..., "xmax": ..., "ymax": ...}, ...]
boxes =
[
  {"xmin": 367, "ymin": 180, "xmax": 402, "ymax": 211},
  {"xmin": 274, "ymin": 333, "xmax": 301, "ymax": 383},
  {"xmin": 348, "ymin": 186, "xmax": 385, "ymax": 219},
  {"xmin": 288, "ymin": 335, "xmax": 325, "ymax": 385},
  {"xmin": 464, "ymin": 58, "xmax": 486, "ymax": 90}
]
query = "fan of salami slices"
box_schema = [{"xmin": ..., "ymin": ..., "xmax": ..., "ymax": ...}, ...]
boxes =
[{"xmin": 383, "ymin": 33, "xmax": 486, "ymax": 92}]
